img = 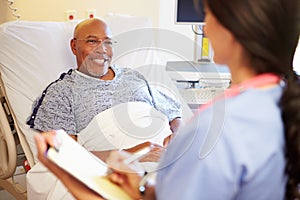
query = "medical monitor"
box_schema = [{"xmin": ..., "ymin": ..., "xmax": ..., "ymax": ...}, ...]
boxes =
[{"xmin": 175, "ymin": 0, "xmax": 205, "ymax": 25}]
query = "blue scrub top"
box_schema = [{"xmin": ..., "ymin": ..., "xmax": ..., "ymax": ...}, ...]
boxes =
[{"xmin": 156, "ymin": 85, "xmax": 285, "ymax": 200}]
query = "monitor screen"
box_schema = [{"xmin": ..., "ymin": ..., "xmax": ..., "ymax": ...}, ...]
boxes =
[{"xmin": 175, "ymin": 0, "xmax": 205, "ymax": 24}]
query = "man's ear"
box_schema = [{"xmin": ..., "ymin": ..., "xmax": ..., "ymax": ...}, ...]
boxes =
[{"xmin": 70, "ymin": 39, "xmax": 76, "ymax": 55}]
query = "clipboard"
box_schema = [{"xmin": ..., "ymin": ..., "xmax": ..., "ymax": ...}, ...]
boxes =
[{"xmin": 46, "ymin": 130, "xmax": 133, "ymax": 200}]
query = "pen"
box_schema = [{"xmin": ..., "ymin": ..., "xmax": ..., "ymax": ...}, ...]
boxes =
[
  {"xmin": 46, "ymin": 130, "xmax": 63, "ymax": 154},
  {"xmin": 47, "ymin": 144, "xmax": 60, "ymax": 153}
]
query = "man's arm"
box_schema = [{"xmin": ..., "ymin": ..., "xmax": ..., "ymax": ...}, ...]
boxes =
[
  {"xmin": 27, "ymin": 78, "xmax": 78, "ymax": 135},
  {"xmin": 43, "ymin": 131, "xmax": 163, "ymax": 163},
  {"xmin": 145, "ymin": 84, "xmax": 182, "ymax": 135}
]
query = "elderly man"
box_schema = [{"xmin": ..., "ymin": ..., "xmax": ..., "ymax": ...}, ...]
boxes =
[{"xmin": 27, "ymin": 18, "xmax": 182, "ymax": 147}]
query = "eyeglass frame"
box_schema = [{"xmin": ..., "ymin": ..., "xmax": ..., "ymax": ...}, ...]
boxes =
[{"xmin": 73, "ymin": 37, "xmax": 117, "ymax": 48}]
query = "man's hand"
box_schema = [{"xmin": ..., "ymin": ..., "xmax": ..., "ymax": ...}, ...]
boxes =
[{"xmin": 169, "ymin": 117, "xmax": 182, "ymax": 134}]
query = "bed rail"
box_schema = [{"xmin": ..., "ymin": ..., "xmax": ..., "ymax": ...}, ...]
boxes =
[
  {"xmin": 0, "ymin": 86, "xmax": 17, "ymax": 179},
  {"xmin": 0, "ymin": 77, "xmax": 27, "ymax": 199}
]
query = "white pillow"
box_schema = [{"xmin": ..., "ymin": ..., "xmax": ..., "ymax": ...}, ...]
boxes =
[{"xmin": 0, "ymin": 20, "xmax": 77, "ymax": 164}]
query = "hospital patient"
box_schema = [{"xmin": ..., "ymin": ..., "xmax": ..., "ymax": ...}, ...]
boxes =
[
  {"xmin": 26, "ymin": 18, "xmax": 182, "ymax": 151},
  {"xmin": 26, "ymin": 18, "xmax": 181, "ymax": 200}
]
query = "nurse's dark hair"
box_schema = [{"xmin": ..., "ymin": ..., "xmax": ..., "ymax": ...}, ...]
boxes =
[{"xmin": 202, "ymin": 0, "xmax": 300, "ymax": 198}]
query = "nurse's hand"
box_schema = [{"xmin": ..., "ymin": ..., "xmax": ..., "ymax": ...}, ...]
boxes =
[
  {"xmin": 106, "ymin": 150, "xmax": 144, "ymax": 200},
  {"xmin": 34, "ymin": 131, "xmax": 59, "ymax": 166}
]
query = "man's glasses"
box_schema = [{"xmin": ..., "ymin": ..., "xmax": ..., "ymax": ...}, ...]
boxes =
[{"xmin": 74, "ymin": 38, "xmax": 116, "ymax": 48}]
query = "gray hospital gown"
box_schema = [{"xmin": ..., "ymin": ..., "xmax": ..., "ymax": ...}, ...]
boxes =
[{"xmin": 27, "ymin": 64, "xmax": 181, "ymax": 134}]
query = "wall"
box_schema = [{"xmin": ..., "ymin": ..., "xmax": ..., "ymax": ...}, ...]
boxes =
[
  {"xmin": 158, "ymin": 0, "xmax": 196, "ymax": 62},
  {"xmin": 0, "ymin": 0, "xmax": 160, "ymax": 25},
  {"xmin": 0, "ymin": 0, "xmax": 14, "ymax": 23}
]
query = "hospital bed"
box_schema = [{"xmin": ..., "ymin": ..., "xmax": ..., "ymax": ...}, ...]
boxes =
[{"xmin": 0, "ymin": 14, "xmax": 193, "ymax": 199}]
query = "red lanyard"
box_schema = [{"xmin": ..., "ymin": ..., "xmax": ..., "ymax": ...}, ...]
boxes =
[{"xmin": 197, "ymin": 73, "xmax": 281, "ymax": 113}]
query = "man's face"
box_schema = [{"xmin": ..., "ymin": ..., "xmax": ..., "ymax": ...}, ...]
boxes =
[{"xmin": 71, "ymin": 20, "xmax": 113, "ymax": 78}]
